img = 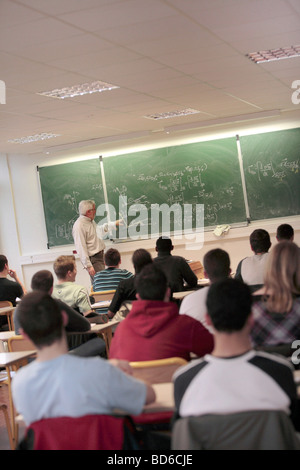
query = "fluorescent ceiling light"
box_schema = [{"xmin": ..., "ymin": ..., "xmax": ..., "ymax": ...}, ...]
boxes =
[
  {"xmin": 38, "ymin": 80, "xmax": 119, "ymax": 99},
  {"xmin": 144, "ymin": 108, "xmax": 200, "ymax": 120},
  {"xmin": 8, "ymin": 133, "xmax": 61, "ymax": 144},
  {"xmin": 247, "ymin": 45, "xmax": 300, "ymax": 63}
]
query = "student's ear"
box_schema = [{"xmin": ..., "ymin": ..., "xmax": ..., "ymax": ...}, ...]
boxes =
[
  {"xmin": 247, "ymin": 312, "xmax": 254, "ymax": 328},
  {"xmin": 19, "ymin": 328, "xmax": 30, "ymax": 340},
  {"xmin": 61, "ymin": 310, "xmax": 68, "ymax": 326},
  {"xmin": 205, "ymin": 312, "xmax": 213, "ymax": 326},
  {"xmin": 136, "ymin": 293, "xmax": 141, "ymax": 300},
  {"xmin": 164, "ymin": 287, "xmax": 171, "ymax": 302}
]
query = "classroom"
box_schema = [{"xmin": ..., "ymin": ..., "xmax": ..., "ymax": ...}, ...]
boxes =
[{"xmin": 0, "ymin": 0, "xmax": 300, "ymax": 452}]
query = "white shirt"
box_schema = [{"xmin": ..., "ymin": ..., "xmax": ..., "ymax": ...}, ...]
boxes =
[
  {"xmin": 179, "ymin": 286, "xmax": 214, "ymax": 333},
  {"xmin": 240, "ymin": 253, "xmax": 269, "ymax": 285},
  {"xmin": 12, "ymin": 354, "xmax": 147, "ymax": 426},
  {"xmin": 72, "ymin": 216, "xmax": 115, "ymax": 269}
]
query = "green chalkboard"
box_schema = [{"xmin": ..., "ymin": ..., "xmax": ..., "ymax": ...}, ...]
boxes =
[
  {"xmin": 103, "ymin": 137, "xmax": 247, "ymax": 240},
  {"xmin": 240, "ymin": 128, "xmax": 300, "ymax": 220},
  {"xmin": 39, "ymin": 158, "xmax": 104, "ymax": 247}
]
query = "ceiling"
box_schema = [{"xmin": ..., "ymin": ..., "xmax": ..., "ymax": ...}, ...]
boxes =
[{"xmin": 1, "ymin": 0, "xmax": 300, "ymax": 157}]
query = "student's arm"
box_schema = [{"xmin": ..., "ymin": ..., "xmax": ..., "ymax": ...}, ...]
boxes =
[
  {"xmin": 234, "ymin": 260, "xmax": 243, "ymax": 282},
  {"xmin": 181, "ymin": 260, "xmax": 198, "ymax": 288},
  {"xmin": 57, "ymin": 300, "xmax": 91, "ymax": 332},
  {"xmin": 8, "ymin": 269, "xmax": 27, "ymax": 296}
]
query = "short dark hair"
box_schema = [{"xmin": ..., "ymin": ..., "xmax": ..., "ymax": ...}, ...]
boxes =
[
  {"xmin": 206, "ymin": 278, "xmax": 252, "ymax": 333},
  {"xmin": 17, "ymin": 291, "xmax": 63, "ymax": 347},
  {"xmin": 53, "ymin": 255, "xmax": 75, "ymax": 279},
  {"xmin": 156, "ymin": 236, "xmax": 173, "ymax": 252},
  {"xmin": 104, "ymin": 248, "xmax": 121, "ymax": 267},
  {"xmin": 276, "ymin": 224, "xmax": 294, "ymax": 241},
  {"xmin": 249, "ymin": 229, "xmax": 271, "ymax": 253},
  {"xmin": 0, "ymin": 255, "xmax": 8, "ymax": 272},
  {"xmin": 203, "ymin": 249, "xmax": 230, "ymax": 281},
  {"xmin": 132, "ymin": 249, "xmax": 152, "ymax": 274},
  {"xmin": 135, "ymin": 264, "xmax": 167, "ymax": 301},
  {"xmin": 31, "ymin": 270, "xmax": 54, "ymax": 292}
]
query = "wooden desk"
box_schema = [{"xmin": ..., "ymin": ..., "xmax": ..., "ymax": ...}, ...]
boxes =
[
  {"xmin": 0, "ymin": 351, "xmax": 36, "ymax": 448},
  {"xmin": 0, "ymin": 331, "xmax": 17, "ymax": 352},
  {"xmin": 143, "ymin": 382, "xmax": 174, "ymax": 414}
]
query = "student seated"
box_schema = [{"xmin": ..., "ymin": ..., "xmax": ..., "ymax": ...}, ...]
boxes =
[
  {"xmin": 235, "ymin": 229, "xmax": 271, "ymax": 292},
  {"xmin": 14, "ymin": 270, "xmax": 91, "ymax": 334},
  {"xmin": 179, "ymin": 248, "xmax": 231, "ymax": 332},
  {"xmin": 109, "ymin": 264, "xmax": 214, "ymax": 362},
  {"xmin": 0, "ymin": 254, "xmax": 27, "ymax": 329},
  {"xmin": 92, "ymin": 248, "xmax": 133, "ymax": 292},
  {"xmin": 52, "ymin": 255, "xmax": 94, "ymax": 317},
  {"xmin": 153, "ymin": 236, "xmax": 198, "ymax": 293},
  {"xmin": 108, "ymin": 249, "xmax": 152, "ymax": 320},
  {"xmin": 13, "ymin": 270, "xmax": 106, "ymax": 357},
  {"xmin": 251, "ymin": 241, "xmax": 300, "ymax": 352},
  {"xmin": 92, "ymin": 248, "xmax": 133, "ymax": 314},
  {"xmin": 173, "ymin": 278, "xmax": 298, "ymax": 429},
  {"xmin": 12, "ymin": 291, "xmax": 155, "ymax": 427}
]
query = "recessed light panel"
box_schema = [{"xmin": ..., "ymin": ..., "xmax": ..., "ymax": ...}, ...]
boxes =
[
  {"xmin": 144, "ymin": 108, "xmax": 200, "ymax": 120},
  {"xmin": 8, "ymin": 133, "xmax": 61, "ymax": 144},
  {"xmin": 247, "ymin": 45, "xmax": 300, "ymax": 63},
  {"xmin": 38, "ymin": 80, "xmax": 119, "ymax": 99}
]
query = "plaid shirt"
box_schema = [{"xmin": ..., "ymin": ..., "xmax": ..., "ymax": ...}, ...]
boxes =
[{"xmin": 251, "ymin": 297, "xmax": 300, "ymax": 346}]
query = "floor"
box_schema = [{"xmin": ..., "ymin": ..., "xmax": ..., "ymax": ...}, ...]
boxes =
[{"xmin": 0, "ymin": 383, "xmax": 25, "ymax": 450}]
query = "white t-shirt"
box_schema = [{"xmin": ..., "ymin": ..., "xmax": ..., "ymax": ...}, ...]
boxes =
[
  {"xmin": 12, "ymin": 354, "xmax": 147, "ymax": 426},
  {"xmin": 173, "ymin": 351, "xmax": 296, "ymax": 419},
  {"xmin": 179, "ymin": 287, "xmax": 213, "ymax": 333}
]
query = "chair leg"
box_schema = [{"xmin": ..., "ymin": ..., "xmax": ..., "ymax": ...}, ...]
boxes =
[{"xmin": 0, "ymin": 404, "xmax": 14, "ymax": 450}]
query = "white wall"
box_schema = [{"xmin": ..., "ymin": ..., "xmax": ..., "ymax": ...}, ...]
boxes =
[{"xmin": 1, "ymin": 120, "xmax": 299, "ymax": 294}]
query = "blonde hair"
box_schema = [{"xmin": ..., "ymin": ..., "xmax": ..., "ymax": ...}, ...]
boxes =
[
  {"xmin": 53, "ymin": 255, "xmax": 76, "ymax": 280},
  {"xmin": 263, "ymin": 241, "xmax": 300, "ymax": 313}
]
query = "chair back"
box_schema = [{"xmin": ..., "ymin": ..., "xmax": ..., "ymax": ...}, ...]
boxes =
[
  {"xmin": 0, "ymin": 301, "xmax": 14, "ymax": 331},
  {"xmin": 7, "ymin": 335, "xmax": 36, "ymax": 370},
  {"xmin": 90, "ymin": 290, "xmax": 116, "ymax": 302},
  {"xmin": 188, "ymin": 261, "xmax": 204, "ymax": 279},
  {"xmin": 20, "ymin": 414, "xmax": 140, "ymax": 450},
  {"xmin": 130, "ymin": 357, "xmax": 187, "ymax": 384},
  {"xmin": 172, "ymin": 410, "xmax": 300, "ymax": 450}
]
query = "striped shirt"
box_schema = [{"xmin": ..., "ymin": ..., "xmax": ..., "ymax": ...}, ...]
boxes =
[{"xmin": 92, "ymin": 267, "xmax": 133, "ymax": 314}]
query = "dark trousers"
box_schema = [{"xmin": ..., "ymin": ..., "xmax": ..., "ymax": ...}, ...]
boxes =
[{"xmin": 89, "ymin": 250, "xmax": 104, "ymax": 274}]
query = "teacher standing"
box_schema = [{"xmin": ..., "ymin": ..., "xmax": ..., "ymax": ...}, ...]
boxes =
[{"xmin": 72, "ymin": 200, "xmax": 121, "ymax": 277}]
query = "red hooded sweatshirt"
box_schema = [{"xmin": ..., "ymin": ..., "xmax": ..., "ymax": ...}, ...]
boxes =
[{"xmin": 109, "ymin": 299, "xmax": 214, "ymax": 362}]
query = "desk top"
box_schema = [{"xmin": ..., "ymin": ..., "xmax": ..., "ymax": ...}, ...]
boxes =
[
  {"xmin": 0, "ymin": 331, "xmax": 16, "ymax": 341},
  {"xmin": 143, "ymin": 382, "xmax": 174, "ymax": 414},
  {"xmin": 0, "ymin": 306, "xmax": 15, "ymax": 314},
  {"xmin": 70, "ymin": 319, "xmax": 120, "ymax": 335},
  {"xmin": 0, "ymin": 350, "xmax": 36, "ymax": 367}
]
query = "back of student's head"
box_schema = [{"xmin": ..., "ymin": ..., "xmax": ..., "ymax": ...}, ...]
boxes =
[
  {"xmin": 53, "ymin": 255, "xmax": 75, "ymax": 279},
  {"xmin": 249, "ymin": 229, "xmax": 271, "ymax": 254},
  {"xmin": 104, "ymin": 248, "xmax": 121, "ymax": 267},
  {"xmin": 17, "ymin": 291, "xmax": 63, "ymax": 347},
  {"xmin": 264, "ymin": 241, "xmax": 300, "ymax": 313},
  {"xmin": 206, "ymin": 278, "xmax": 252, "ymax": 333},
  {"xmin": 156, "ymin": 236, "xmax": 173, "ymax": 252},
  {"xmin": 0, "ymin": 255, "xmax": 8, "ymax": 272},
  {"xmin": 132, "ymin": 249, "xmax": 152, "ymax": 274},
  {"xmin": 135, "ymin": 264, "xmax": 167, "ymax": 301},
  {"xmin": 203, "ymin": 249, "xmax": 230, "ymax": 282},
  {"xmin": 31, "ymin": 270, "xmax": 54, "ymax": 292},
  {"xmin": 276, "ymin": 224, "xmax": 294, "ymax": 241}
]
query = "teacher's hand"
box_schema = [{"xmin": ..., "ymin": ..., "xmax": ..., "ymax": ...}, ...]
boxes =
[
  {"xmin": 87, "ymin": 266, "xmax": 95, "ymax": 277},
  {"xmin": 115, "ymin": 219, "xmax": 124, "ymax": 226}
]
